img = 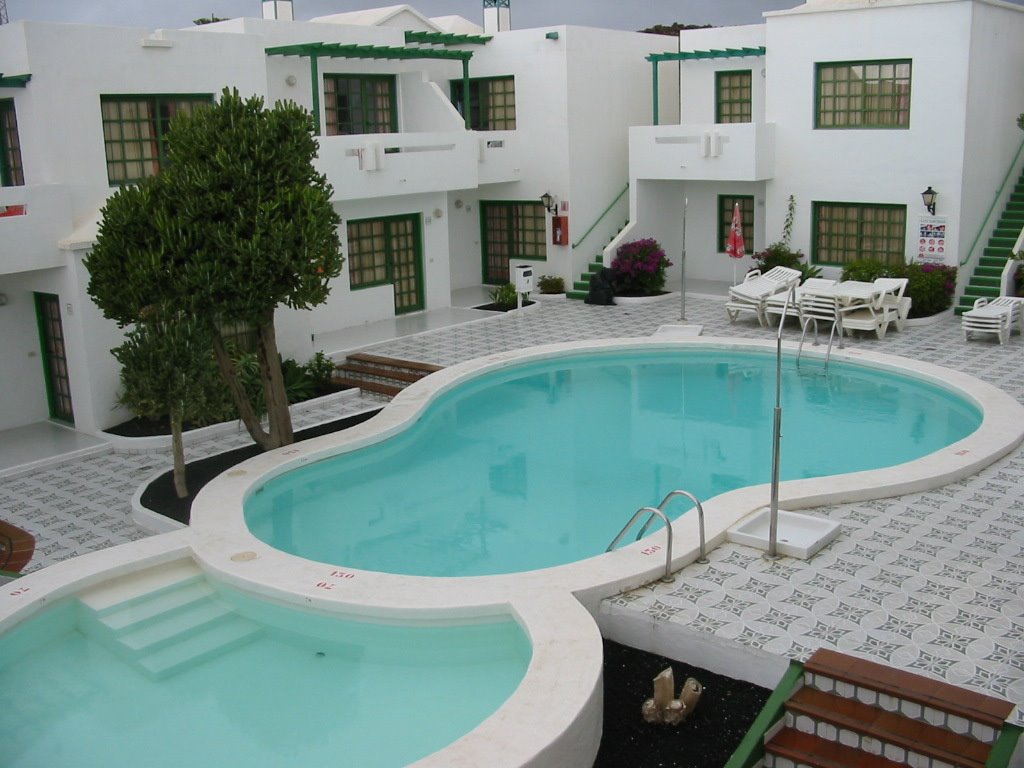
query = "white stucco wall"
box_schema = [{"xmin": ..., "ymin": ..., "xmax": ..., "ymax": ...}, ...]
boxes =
[{"xmin": 764, "ymin": 1, "xmax": 974, "ymax": 269}]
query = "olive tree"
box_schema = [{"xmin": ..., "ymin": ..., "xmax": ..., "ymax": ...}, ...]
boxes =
[{"xmin": 86, "ymin": 88, "xmax": 343, "ymax": 450}]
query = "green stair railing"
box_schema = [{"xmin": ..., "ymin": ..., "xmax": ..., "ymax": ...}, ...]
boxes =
[
  {"xmin": 961, "ymin": 135, "xmax": 1024, "ymax": 269},
  {"xmin": 571, "ymin": 183, "xmax": 629, "ymax": 252}
]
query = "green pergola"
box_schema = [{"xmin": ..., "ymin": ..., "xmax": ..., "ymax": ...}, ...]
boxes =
[
  {"xmin": 0, "ymin": 74, "xmax": 31, "ymax": 88},
  {"xmin": 266, "ymin": 40, "xmax": 481, "ymax": 131},
  {"xmin": 403, "ymin": 30, "xmax": 492, "ymax": 46},
  {"xmin": 646, "ymin": 46, "xmax": 766, "ymax": 125}
]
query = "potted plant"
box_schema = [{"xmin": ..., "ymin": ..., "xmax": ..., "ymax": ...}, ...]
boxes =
[
  {"xmin": 609, "ymin": 238, "xmax": 673, "ymax": 303},
  {"xmin": 534, "ymin": 274, "xmax": 566, "ymax": 301},
  {"xmin": 477, "ymin": 283, "xmax": 534, "ymax": 312}
]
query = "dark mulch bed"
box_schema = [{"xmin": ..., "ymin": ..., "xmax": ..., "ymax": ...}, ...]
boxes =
[
  {"xmin": 473, "ymin": 300, "xmax": 536, "ymax": 312},
  {"xmin": 596, "ymin": 640, "xmax": 771, "ymax": 768},
  {"xmin": 139, "ymin": 409, "xmax": 381, "ymax": 525}
]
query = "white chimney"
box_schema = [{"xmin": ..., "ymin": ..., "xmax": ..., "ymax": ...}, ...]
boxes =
[
  {"xmin": 262, "ymin": 0, "xmax": 294, "ymax": 20},
  {"xmin": 483, "ymin": 0, "xmax": 510, "ymax": 34}
]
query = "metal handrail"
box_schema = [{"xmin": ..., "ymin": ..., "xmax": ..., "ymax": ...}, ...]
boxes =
[
  {"xmin": 636, "ymin": 489, "xmax": 708, "ymax": 565},
  {"xmin": 606, "ymin": 506, "xmax": 675, "ymax": 583}
]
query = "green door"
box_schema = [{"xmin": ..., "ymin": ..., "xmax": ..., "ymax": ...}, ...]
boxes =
[
  {"xmin": 346, "ymin": 214, "xmax": 424, "ymax": 315},
  {"xmin": 34, "ymin": 293, "xmax": 75, "ymax": 423},
  {"xmin": 480, "ymin": 201, "xmax": 546, "ymax": 285}
]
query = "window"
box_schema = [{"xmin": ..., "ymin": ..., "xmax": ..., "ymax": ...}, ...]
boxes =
[
  {"xmin": 716, "ymin": 70, "xmax": 752, "ymax": 124},
  {"xmin": 347, "ymin": 215, "xmax": 424, "ymax": 313},
  {"xmin": 813, "ymin": 202, "xmax": 907, "ymax": 266},
  {"xmin": 100, "ymin": 94, "xmax": 213, "ymax": 185},
  {"xmin": 816, "ymin": 59, "xmax": 911, "ymax": 129},
  {"xmin": 0, "ymin": 99, "xmax": 24, "ymax": 186},
  {"xmin": 480, "ymin": 201, "xmax": 545, "ymax": 284},
  {"xmin": 450, "ymin": 76, "xmax": 516, "ymax": 131},
  {"xmin": 718, "ymin": 195, "xmax": 754, "ymax": 252},
  {"xmin": 324, "ymin": 75, "xmax": 397, "ymax": 136}
]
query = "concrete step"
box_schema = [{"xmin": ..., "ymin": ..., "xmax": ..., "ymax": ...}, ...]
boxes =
[
  {"xmin": 138, "ymin": 616, "xmax": 260, "ymax": 680},
  {"xmin": 78, "ymin": 560, "xmax": 203, "ymax": 615}
]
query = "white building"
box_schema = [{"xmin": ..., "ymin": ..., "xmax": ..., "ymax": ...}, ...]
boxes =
[
  {"xmin": 1, "ymin": 0, "xmax": 1022, "ymax": 437},
  {"xmin": 624, "ymin": 0, "xmax": 1024, "ymax": 300},
  {"xmin": 0, "ymin": 4, "xmax": 675, "ymax": 434}
]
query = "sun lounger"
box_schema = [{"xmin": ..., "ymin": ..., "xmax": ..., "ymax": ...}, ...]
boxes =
[
  {"xmin": 725, "ymin": 266, "xmax": 802, "ymax": 326},
  {"xmin": 962, "ymin": 296, "xmax": 1024, "ymax": 344},
  {"xmin": 873, "ymin": 277, "xmax": 911, "ymax": 331},
  {"xmin": 764, "ymin": 277, "xmax": 838, "ymax": 325}
]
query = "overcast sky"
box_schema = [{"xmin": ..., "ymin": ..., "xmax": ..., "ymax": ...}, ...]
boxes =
[{"xmin": 7, "ymin": 1, "xmax": 814, "ymax": 31}]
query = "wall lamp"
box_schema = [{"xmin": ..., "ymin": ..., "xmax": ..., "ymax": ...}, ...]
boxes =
[
  {"xmin": 540, "ymin": 192, "xmax": 558, "ymax": 215},
  {"xmin": 921, "ymin": 186, "xmax": 938, "ymax": 216}
]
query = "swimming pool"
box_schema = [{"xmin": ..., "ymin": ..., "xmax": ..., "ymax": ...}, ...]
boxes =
[
  {"xmin": 243, "ymin": 348, "xmax": 981, "ymax": 577},
  {"xmin": 1, "ymin": 574, "xmax": 531, "ymax": 768}
]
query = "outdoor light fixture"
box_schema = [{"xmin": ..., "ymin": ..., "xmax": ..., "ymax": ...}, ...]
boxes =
[
  {"xmin": 921, "ymin": 186, "xmax": 938, "ymax": 215},
  {"xmin": 540, "ymin": 192, "xmax": 558, "ymax": 215}
]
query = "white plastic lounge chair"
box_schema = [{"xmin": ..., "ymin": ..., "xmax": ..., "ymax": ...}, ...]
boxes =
[
  {"xmin": 840, "ymin": 291, "xmax": 891, "ymax": 339},
  {"xmin": 764, "ymin": 277, "xmax": 838, "ymax": 326},
  {"xmin": 873, "ymin": 277, "xmax": 911, "ymax": 331},
  {"xmin": 725, "ymin": 266, "xmax": 802, "ymax": 326},
  {"xmin": 962, "ymin": 296, "xmax": 1024, "ymax": 344}
]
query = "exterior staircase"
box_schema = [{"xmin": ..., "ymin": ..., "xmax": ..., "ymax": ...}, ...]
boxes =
[
  {"xmin": 333, "ymin": 352, "xmax": 443, "ymax": 398},
  {"xmin": 77, "ymin": 560, "xmax": 261, "ymax": 680},
  {"xmin": 761, "ymin": 648, "xmax": 1017, "ymax": 768},
  {"xmin": 567, "ymin": 220, "xmax": 630, "ymax": 300},
  {"xmin": 956, "ymin": 172, "xmax": 1024, "ymax": 314}
]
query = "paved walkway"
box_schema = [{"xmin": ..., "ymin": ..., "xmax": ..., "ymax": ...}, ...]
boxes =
[{"xmin": 2, "ymin": 294, "xmax": 1022, "ymax": 711}]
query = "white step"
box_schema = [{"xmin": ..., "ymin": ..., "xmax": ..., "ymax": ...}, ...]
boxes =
[
  {"xmin": 97, "ymin": 581, "xmax": 215, "ymax": 633},
  {"xmin": 119, "ymin": 600, "xmax": 234, "ymax": 654},
  {"xmin": 78, "ymin": 560, "xmax": 203, "ymax": 615},
  {"xmin": 138, "ymin": 618, "xmax": 261, "ymax": 679}
]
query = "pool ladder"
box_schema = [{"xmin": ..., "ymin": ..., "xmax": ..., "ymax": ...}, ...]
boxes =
[{"xmin": 606, "ymin": 490, "xmax": 708, "ymax": 584}]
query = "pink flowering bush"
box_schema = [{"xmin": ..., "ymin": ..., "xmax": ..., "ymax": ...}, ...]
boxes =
[{"xmin": 611, "ymin": 238, "xmax": 673, "ymax": 295}]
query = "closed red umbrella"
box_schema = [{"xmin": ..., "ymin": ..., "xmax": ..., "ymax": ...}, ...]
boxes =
[{"xmin": 725, "ymin": 202, "xmax": 745, "ymax": 284}]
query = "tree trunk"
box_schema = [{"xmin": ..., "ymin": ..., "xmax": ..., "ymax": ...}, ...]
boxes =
[
  {"xmin": 256, "ymin": 312, "xmax": 294, "ymax": 448},
  {"xmin": 210, "ymin": 326, "xmax": 274, "ymax": 450},
  {"xmin": 170, "ymin": 407, "xmax": 189, "ymax": 499}
]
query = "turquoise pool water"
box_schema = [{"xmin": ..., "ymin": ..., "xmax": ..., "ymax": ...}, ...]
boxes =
[
  {"xmin": 1, "ymin": 594, "xmax": 530, "ymax": 768},
  {"xmin": 245, "ymin": 348, "xmax": 981, "ymax": 577}
]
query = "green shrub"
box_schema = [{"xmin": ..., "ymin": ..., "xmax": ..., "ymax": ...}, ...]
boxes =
[
  {"xmin": 306, "ymin": 351, "xmax": 336, "ymax": 396},
  {"xmin": 842, "ymin": 259, "xmax": 957, "ymax": 318},
  {"xmin": 489, "ymin": 283, "xmax": 519, "ymax": 308},
  {"xmin": 751, "ymin": 242, "xmax": 821, "ymax": 282},
  {"xmin": 280, "ymin": 357, "xmax": 314, "ymax": 404},
  {"xmin": 537, "ymin": 275, "xmax": 565, "ymax": 294}
]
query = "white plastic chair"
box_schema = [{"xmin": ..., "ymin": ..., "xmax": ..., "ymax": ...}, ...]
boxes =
[
  {"xmin": 764, "ymin": 277, "xmax": 838, "ymax": 326},
  {"xmin": 962, "ymin": 296, "xmax": 1024, "ymax": 344},
  {"xmin": 873, "ymin": 277, "xmax": 911, "ymax": 331},
  {"xmin": 725, "ymin": 266, "xmax": 802, "ymax": 326},
  {"xmin": 840, "ymin": 290, "xmax": 891, "ymax": 339},
  {"xmin": 797, "ymin": 291, "xmax": 844, "ymax": 368}
]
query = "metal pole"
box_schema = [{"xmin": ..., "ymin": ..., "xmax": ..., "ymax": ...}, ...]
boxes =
[
  {"xmin": 680, "ymin": 197, "xmax": 688, "ymax": 321},
  {"xmin": 767, "ymin": 284, "xmax": 795, "ymax": 559}
]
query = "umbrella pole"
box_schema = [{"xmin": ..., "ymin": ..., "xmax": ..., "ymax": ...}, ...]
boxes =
[{"xmin": 767, "ymin": 285, "xmax": 795, "ymax": 560}]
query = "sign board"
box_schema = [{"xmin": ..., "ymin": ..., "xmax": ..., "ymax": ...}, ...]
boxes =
[{"xmin": 916, "ymin": 215, "xmax": 948, "ymax": 265}]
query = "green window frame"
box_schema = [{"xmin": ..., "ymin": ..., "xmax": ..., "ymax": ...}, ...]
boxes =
[
  {"xmin": 812, "ymin": 201, "xmax": 907, "ymax": 266},
  {"xmin": 324, "ymin": 75, "xmax": 398, "ymax": 136},
  {"xmin": 716, "ymin": 70, "xmax": 752, "ymax": 124},
  {"xmin": 480, "ymin": 200, "xmax": 546, "ymax": 284},
  {"xmin": 718, "ymin": 195, "xmax": 754, "ymax": 253},
  {"xmin": 816, "ymin": 59, "xmax": 911, "ymax": 129},
  {"xmin": 347, "ymin": 214, "xmax": 425, "ymax": 314},
  {"xmin": 450, "ymin": 76, "xmax": 516, "ymax": 131},
  {"xmin": 100, "ymin": 94, "xmax": 213, "ymax": 185},
  {"xmin": 0, "ymin": 98, "xmax": 25, "ymax": 187}
]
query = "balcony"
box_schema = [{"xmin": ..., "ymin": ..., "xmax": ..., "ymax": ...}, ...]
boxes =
[
  {"xmin": 629, "ymin": 122, "xmax": 775, "ymax": 183},
  {"xmin": 314, "ymin": 131, "xmax": 481, "ymax": 202},
  {"xmin": 0, "ymin": 185, "xmax": 74, "ymax": 275}
]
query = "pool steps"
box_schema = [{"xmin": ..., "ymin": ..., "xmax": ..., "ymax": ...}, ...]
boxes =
[
  {"xmin": 77, "ymin": 561, "xmax": 260, "ymax": 679},
  {"xmin": 333, "ymin": 353, "xmax": 443, "ymax": 398},
  {"xmin": 761, "ymin": 648, "xmax": 1016, "ymax": 768}
]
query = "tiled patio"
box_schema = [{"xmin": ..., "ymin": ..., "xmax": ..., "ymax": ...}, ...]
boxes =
[{"xmin": 2, "ymin": 293, "xmax": 1022, "ymax": 713}]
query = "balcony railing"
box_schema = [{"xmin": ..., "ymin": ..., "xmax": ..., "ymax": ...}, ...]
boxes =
[
  {"xmin": 629, "ymin": 122, "xmax": 775, "ymax": 182},
  {"xmin": 0, "ymin": 185, "xmax": 74, "ymax": 275}
]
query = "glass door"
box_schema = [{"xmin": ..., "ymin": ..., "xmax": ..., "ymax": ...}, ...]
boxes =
[{"xmin": 35, "ymin": 293, "xmax": 75, "ymax": 423}]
